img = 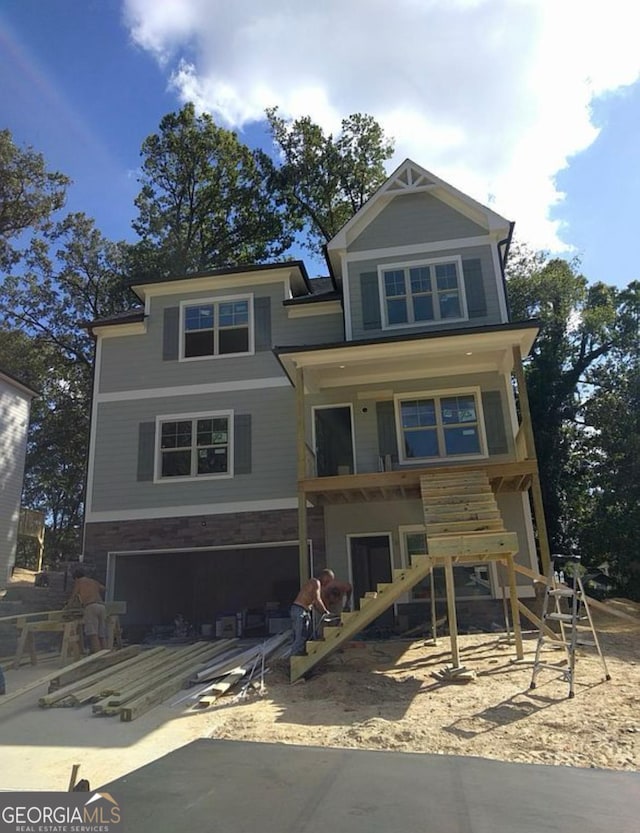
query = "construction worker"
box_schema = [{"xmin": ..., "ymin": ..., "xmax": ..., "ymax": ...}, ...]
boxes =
[
  {"xmin": 289, "ymin": 572, "xmax": 332, "ymax": 656},
  {"xmin": 67, "ymin": 568, "xmax": 107, "ymax": 654},
  {"xmin": 320, "ymin": 568, "xmax": 352, "ymax": 617},
  {"xmin": 316, "ymin": 568, "xmax": 352, "ymax": 638}
]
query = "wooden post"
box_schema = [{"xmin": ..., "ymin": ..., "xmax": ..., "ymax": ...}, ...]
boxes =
[
  {"xmin": 512, "ymin": 344, "xmax": 551, "ymax": 576},
  {"xmin": 530, "ymin": 473, "xmax": 551, "ymax": 576},
  {"xmin": 430, "ymin": 567, "xmax": 438, "ymax": 643},
  {"xmin": 506, "ymin": 554, "xmax": 524, "ymax": 660},
  {"xmin": 443, "ymin": 557, "xmax": 460, "ymax": 667},
  {"xmin": 295, "ymin": 366, "xmax": 309, "ymax": 585}
]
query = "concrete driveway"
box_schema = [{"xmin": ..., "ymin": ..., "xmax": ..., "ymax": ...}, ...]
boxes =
[{"xmin": 103, "ymin": 739, "xmax": 639, "ymax": 833}]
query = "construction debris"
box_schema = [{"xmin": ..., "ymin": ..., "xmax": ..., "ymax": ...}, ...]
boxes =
[
  {"xmin": 174, "ymin": 632, "xmax": 291, "ymax": 710},
  {"xmin": 2, "ymin": 634, "xmax": 293, "ymax": 721},
  {"xmin": 431, "ymin": 665, "xmax": 477, "ymax": 683}
]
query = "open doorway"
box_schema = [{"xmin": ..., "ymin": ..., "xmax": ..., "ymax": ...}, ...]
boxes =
[
  {"xmin": 313, "ymin": 405, "xmax": 355, "ymax": 477},
  {"xmin": 348, "ymin": 534, "xmax": 394, "ymax": 628}
]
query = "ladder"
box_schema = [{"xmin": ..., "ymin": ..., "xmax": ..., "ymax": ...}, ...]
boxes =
[{"xmin": 529, "ymin": 554, "xmax": 611, "ymax": 698}]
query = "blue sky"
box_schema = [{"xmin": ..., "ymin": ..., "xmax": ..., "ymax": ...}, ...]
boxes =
[{"xmin": 1, "ymin": 0, "xmax": 639, "ymax": 287}]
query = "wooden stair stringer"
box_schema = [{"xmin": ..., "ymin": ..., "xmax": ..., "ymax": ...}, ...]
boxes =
[{"xmin": 289, "ymin": 555, "xmax": 434, "ymax": 682}]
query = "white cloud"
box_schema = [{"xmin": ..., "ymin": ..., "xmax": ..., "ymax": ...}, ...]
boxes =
[{"xmin": 123, "ymin": 0, "xmax": 640, "ymax": 251}]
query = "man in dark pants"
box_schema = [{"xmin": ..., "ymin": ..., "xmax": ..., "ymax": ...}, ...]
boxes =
[{"xmin": 289, "ymin": 573, "xmax": 333, "ymax": 656}]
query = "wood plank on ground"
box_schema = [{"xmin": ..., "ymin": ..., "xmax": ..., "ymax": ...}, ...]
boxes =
[
  {"xmin": 119, "ymin": 649, "xmax": 231, "ymax": 722},
  {"xmin": 0, "ymin": 650, "xmax": 110, "ymax": 707},
  {"xmin": 92, "ymin": 644, "xmax": 225, "ymax": 714},
  {"xmin": 39, "ymin": 647, "xmax": 168, "ymax": 707},
  {"xmin": 48, "ymin": 645, "xmax": 141, "ymax": 691},
  {"xmin": 192, "ymin": 671, "xmax": 246, "ymax": 708}
]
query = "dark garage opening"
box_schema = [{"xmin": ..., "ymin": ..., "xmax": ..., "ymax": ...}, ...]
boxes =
[{"xmin": 113, "ymin": 545, "xmax": 299, "ymax": 636}]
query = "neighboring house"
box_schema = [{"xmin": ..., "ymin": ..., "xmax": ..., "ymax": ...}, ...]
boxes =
[
  {"xmin": 83, "ymin": 159, "xmax": 547, "ymax": 632},
  {"xmin": 0, "ymin": 368, "xmax": 38, "ymax": 587}
]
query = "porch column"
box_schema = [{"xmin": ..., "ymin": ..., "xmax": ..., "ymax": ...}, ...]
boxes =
[
  {"xmin": 512, "ymin": 345, "xmax": 551, "ymax": 576},
  {"xmin": 295, "ymin": 365, "xmax": 309, "ymax": 585},
  {"xmin": 443, "ymin": 557, "xmax": 460, "ymax": 667}
]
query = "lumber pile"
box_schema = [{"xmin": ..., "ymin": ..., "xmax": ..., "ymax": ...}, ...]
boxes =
[
  {"xmin": 174, "ymin": 632, "xmax": 292, "ymax": 710},
  {"xmin": 37, "ymin": 640, "xmax": 238, "ymax": 721}
]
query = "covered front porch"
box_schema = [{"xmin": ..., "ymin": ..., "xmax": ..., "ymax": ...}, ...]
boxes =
[{"xmin": 274, "ymin": 320, "xmax": 551, "ymax": 590}]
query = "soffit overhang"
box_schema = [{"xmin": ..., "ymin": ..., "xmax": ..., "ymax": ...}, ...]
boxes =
[{"xmin": 275, "ymin": 321, "xmax": 538, "ymax": 391}]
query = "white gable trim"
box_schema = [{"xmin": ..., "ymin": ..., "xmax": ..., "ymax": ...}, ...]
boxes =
[
  {"xmin": 344, "ymin": 235, "xmax": 494, "ymax": 264},
  {"xmin": 327, "ymin": 159, "xmax": 512, "ymax": 252}
]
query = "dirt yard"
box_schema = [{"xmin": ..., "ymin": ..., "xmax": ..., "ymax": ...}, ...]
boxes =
[
  {"xmin": 1, "ymin": 600, "xmax": 638, "ymax": 790},
  {"xmin": 205, "ymin": 601, "xmax": 640, "ymax": 772}
]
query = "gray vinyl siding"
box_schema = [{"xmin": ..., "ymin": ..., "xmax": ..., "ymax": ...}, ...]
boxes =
[
  {"xmin": 323, "ymin": 493, "xmax": 533, "ymax": 595},
  {"xmin": 324, "ymin": 500, "xmax": 426, "ymax": 579},
  {"xmin": 0, "ymin": 379, "xmax": 32, "ymax": 586},
  {"xmin": 347, "ymin": 244, "xmax": 501, "ymax": 341},
  {"xmin": 90, "ymin": 387, "xmax": 296, "ymax": 512},
  {"xmin": 98, "ymin": 281, "xmax": 343, "ymax": 394},
  {"xmin": 349, "ymin": 192, "xmax": 487, "ymax": 252},
  {"xmin": 306, "ymin": 372, "xmax": 513, "ymax": 476}
]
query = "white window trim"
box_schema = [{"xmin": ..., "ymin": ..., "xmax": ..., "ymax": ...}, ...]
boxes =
[
  {"xmin": 398, "ymin": 524, "xmax": 496, "ymax": 601},
  {"xmin": 179, "ymin": 293, "xmax": 255, "ymax": 362},
  {"xmin": 377, "ymin": 256, "xmax": 468, "ymax": 330},
  {"xmin": 394, "ymin": 386, "xmax": 488, "ymax": 465},
  {"xmin": 154, "ymin": 409, "xmax": 234, "ymax": 483}
]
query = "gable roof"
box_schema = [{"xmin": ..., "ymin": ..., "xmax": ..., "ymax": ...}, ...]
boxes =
[
  {"xmin": 130, "ymin": 260, "xmax": 312, "ymax": 302},
  {"xmin": 325, "ymin": 158, "xmax": 513, "ymax": 267},
  {"xmin": 0, "ymin": 367, "xmax": 39, "ymax": 398}
]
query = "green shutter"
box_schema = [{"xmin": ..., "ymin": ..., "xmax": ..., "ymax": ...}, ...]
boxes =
[
  {"xmin": 482, "ymin": 390, "xmax": 508, "ymax": 455},
  {"xmin": 376, "ymin": 401, "xmax": 398, "ymax": 465},
  {"xmin": 163, "ymin": 307, "xmax": 180, "ymax": 360},
  {"xmin": 462, "ymin": 259, "xmax": 487, "ymax": 318},
  {"xmin": 137, "ymin": 422, "xmax": 156, "ymax": 481},
  {"xmin": 360, "ymin": 272, "xmax": 382, "ymax": 330},
  {"xmin": 234, "ymin": 414, "xmax": 252, "ymax": 474},
  {"xmin": 254, "ymin": 297, "xmax": 272, "ymax": 351}
]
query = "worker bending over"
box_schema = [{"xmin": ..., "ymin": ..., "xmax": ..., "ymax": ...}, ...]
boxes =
[{"xmin": 289, "ymin": 572, "xmax": 332, "ymax": 656}]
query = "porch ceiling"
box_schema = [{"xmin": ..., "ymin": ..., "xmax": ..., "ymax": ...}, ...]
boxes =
[
  {"xmin": 275, "ymin": 322, "xmax": 539, "ymax": 390},
  {"xmin": 301, "ymin": 461, "xmax": 537, "ymax": 506}
]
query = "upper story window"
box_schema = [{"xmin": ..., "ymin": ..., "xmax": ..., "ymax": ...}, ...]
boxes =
[
  {"xmin": 181, "ymin": 295, "xmax": 253, "ymax": 360},
  {"xmin": 395, "ymin": 389, "xmax": 486, "ymax": 463},
  {"xmin": 157, "ymin": 411, "xmax": 233, "ymax": 480},
  {"xmin": 379, "ymin": 258, "xmax": 466, "ymax": 328}
]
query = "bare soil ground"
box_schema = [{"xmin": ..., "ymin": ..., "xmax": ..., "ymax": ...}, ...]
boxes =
[
  {"xmin": 1, "ymin": 599, "xmax": 638, "ymax": 791},
  {"xmin": 205, "ymin": 601, "xmax": 640, "ymax": 771}
]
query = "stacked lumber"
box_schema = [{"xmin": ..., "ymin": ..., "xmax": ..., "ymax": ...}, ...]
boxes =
[
  {"xmin": 37, "ymin": 640, "xmax": 238, "ymax": 721},
  {"xmin": 176, "ymin": 632, "xmax": 292, "ymax": 709}
]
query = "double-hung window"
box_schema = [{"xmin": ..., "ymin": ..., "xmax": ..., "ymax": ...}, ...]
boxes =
[
  {"xmin": 380, "ymin": 259, "xmax": 465, "ymax": 328},
  {"xmin": 182, "ymin": 296, "xmax": 253, "ymax": 359},
  {"xmin": 157, "ymin": 412, "xmax": 233, "ymax": 480},
  {"xmin": 396, "ymin": 390, "xmax": 486, "ymax": 462}
]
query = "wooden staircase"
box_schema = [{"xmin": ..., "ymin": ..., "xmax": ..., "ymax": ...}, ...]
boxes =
[{"xmin": 289, "ymin": 469, "xmax": 522, "ymax": 682}]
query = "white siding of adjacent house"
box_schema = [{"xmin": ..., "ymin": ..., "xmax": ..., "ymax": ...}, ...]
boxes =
[{"xmin": 0, "ymin": 377, "xmax": 32, "ymax": 586}]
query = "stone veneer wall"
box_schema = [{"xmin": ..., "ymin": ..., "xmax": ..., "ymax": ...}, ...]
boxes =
[{"xmin": 83, "ymin": 507, "xmax": 326, "ymax": 582}]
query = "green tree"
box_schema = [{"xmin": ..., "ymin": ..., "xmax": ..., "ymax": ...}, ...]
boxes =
[
  {"xmin": 1, "ymin": 213, "xmax": 134, "ymax": 563},
  {"xmin": 260, "ymin": 109, "xmax": 394, "ymax": 255},
  {"xmin": 131, "ymin": 104, "xmax": 293, "ymax": 279},
  {"xmin": 507, "ymin": 245, "xmax": 639, "ymax": 554},
  {"xmin": 0, "ymin": 129, "xmax": 69, "ymax": 270},
  {"xmin": 579, "ymin": 319, "xmax": 640, "ymax": 598}
]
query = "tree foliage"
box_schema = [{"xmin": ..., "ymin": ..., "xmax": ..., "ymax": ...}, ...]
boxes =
[
  {"xmin": 130, "ymin": 104, "xmax": 293, "ymax": 279},
  {"xmin": 1, "ymin": 197, "xmax": 134, "ymax": 563},
  {"xmin": 0, "ymin": 129, "xmax": 69, "ymax": 270},
  {"xmin": 260, "ymin": 109, "xmax": 394, "ymax": 255},
  {"xmin": 507, "ymin": 243, "xmax": 640, "ymax": 581}
]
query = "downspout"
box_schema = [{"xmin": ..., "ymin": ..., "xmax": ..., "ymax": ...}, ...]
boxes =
[{"xmin": 498, "ymin": 221, "xmax": 515, "ymax": 322}]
